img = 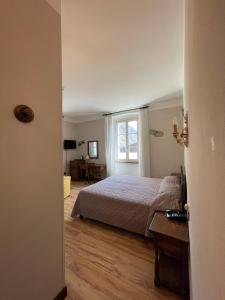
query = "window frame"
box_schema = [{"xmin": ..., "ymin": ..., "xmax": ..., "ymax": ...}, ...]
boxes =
[{"xmin": 115, "ymin": 118, "xmax": 139, "ymax": 163}]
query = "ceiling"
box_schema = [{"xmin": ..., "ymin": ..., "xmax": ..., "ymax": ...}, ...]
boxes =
[{"xmin": 62, "ymin": 0, "xmax": 184, "ymax": 121}]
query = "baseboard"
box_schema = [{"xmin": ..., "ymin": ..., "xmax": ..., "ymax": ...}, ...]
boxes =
[{"xmin": 54, "ymin": 286, "xmax": 67, "ymax": 300}]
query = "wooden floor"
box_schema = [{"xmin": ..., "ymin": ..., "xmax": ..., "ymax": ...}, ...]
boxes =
[{"xmin": 65, "ymin": 181, "xmax": 181, "ymax": 300}]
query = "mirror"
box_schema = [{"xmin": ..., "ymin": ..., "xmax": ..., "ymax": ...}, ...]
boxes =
[{"xmin": 88, "ymin": 141, "xmax": 99, "ymax": 159}]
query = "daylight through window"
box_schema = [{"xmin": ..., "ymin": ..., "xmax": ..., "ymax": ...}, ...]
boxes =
[{"xmin": 117, "ymin": 119, "xmax": 138, "ymax": 162}]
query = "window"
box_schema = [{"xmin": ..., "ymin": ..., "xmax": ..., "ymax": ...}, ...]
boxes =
[{"xmin": 116, "ymin": 119, "xmax": 138, "ymax": 162}]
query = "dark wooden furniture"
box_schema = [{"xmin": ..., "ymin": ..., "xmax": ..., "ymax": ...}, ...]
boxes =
[
  {"xmin": 149, "ymin": 212, "xmax": 189, "ymax": 299},
  {"xmin": 54, "ymin": 286, "xmax": 67, "ymax": 300},
  {"xmin": 79, "ymin": 163, "xmax": 106, "ymax": 182},
  {"xmin": 180, "ymin": 166, "xmax": 187, "ymax": 211},
  {"xmin": 70, "ymin": 159, "xmax": 105, "ymax": 182},
  {"xmin": 70, "ymin": 159, "xmax": 85, "ymax": 181},
  {"xmin": 79, "ymin": 163, "xmax": 93, "ymax": 182},
  {"xmin": 171, "ymin": 166, "xmax": 187, "ymax": 211},
  {"xmin": 92, "ymin": 164, "xmax": 106, "ymax": 181}
]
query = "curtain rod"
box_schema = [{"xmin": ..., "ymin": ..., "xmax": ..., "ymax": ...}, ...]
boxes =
[{"xmin": 102, "ymin": 105, "xmax": 149, "ymax": 117}]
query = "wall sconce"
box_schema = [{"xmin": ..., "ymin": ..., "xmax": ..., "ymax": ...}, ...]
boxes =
[
  {"xmin": 149, "ymin": 129, "xmax": 164, "ymax": 137},
  {"xmin": 78, "ymin": 140, "xmax": 85, "ymax": 146},
  {"xmin": 172, "ymin": 111, "xmax": 189, "ymax": 147}
]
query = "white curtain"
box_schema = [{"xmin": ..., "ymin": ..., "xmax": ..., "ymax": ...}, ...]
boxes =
[
  {"xmin": 105, "ymin": 115, "xmax": 115, "ymax": 176},
  {"xmin": 139, "ymin": 108, "xmax": 151, "ymax": 177}
]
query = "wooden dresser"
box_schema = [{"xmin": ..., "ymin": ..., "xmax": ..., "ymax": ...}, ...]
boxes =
[{"xmin": 69, "ymin": 159, "xmax": 85, "ymax": 181}]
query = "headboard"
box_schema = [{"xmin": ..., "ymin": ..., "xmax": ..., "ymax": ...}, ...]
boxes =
[{"xmin": 180, "ymin": 165, "xmax": 187, "ymax": 211}]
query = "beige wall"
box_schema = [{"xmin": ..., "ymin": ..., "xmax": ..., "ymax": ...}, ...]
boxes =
[
  {"xmin": 113, "ymin": 161, "xmax": 139, "ymax": 176},
  {"xmin": 149, "ymin": 106, "xmax": 184, "ymax": 178},
  {"xmin": 68, "ymin": 106, "xmax": 184, "ymax": 178},
  {"xmin": 63, "ymin": 120, "xmax": 78, "ymax": 174},
  {"xmin": 185, "ymin": 0, "xmax": 225, "ymax": 299},
  {"xmin": 73, "ymin": 117, "xmax": 140, "ymax": 176},
  {"xmin": 76, "ymin": 119, "xmax": 106, "ymax": 164},
  {"xmin": 0, "ymin": 1, "xmax": 64, "ymax": 299}
]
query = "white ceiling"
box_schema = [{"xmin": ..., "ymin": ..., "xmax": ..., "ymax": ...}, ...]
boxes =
[{"xmin": 62, "ymin": 0, "xmax": 184, "ymax": 120}]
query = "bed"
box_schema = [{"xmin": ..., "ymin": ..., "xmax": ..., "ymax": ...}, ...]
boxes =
[{"xmin": 71, "ymin": 174, "xmax": 184, "ymax": 237}]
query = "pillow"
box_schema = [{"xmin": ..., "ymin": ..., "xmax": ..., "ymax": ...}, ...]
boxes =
[
  {"xmin": 159, "ymin": 175, "xmax": 180, "ymax": 190},
  {"xmin": 159, "ymin": 176, "xmax": 181, "ymax": 204}
]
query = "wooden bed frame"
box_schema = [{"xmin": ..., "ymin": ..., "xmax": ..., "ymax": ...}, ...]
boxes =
[{"xmin": 180, "ymin": 166, "xmax": 187, "ymax": 211}]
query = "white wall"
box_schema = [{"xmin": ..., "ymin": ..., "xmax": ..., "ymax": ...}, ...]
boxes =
[
  {"xmin": 113, "ymin": 162, "xmax": 139, "ymax": 176},
  {"xmin": 113, "ymin": 105, "xmax": 185, "ymax": 178},
  {"xmin": 68, "ymin": 105, "xmax": 185, "ymax": 178},
  {"xmin": 63, "ymin": 120, "xmax": 78, "ymax": 174},
  {"xmin": 0, "ymin": 1, "xmax": 64, "ymax": 299},
  {"xmin": 76, "ymin": 119, "xmax": 106, "ymax": 164},
  {"xmin": 149, "ymin": 106, "xmax": 184, "ymax": 178},
  {"xmin": 185, "ymin": 0, "xmax": 225, "ymax": 299}
]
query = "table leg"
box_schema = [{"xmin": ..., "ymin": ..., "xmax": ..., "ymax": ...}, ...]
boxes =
[
  {"xmin": 154, "ymin": 245, "xmax": 160, "ymax": 287},
  {"xmin": 181, "ymin": 254, "xmax": 189, "ymax": 299},
  {"xmin": 87, "ymin": 169, "xmax": 90, "ymax": 183}
]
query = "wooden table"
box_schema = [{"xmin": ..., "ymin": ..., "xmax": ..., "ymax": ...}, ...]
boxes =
[
  {"xmin": 79, "ymin": 163, "xmax": 106, "ymax": 182},
  {"xmin": 149, "ymin": 212, "xmax": 189, "ymax": 299},
  {"xmin": 70, "ymin": 160, "xmax": 105, "ymax": 182}
]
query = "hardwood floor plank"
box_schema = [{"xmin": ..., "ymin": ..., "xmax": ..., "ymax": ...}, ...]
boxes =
[{"xmin": 65, "ymin": 181, "xmax": 181, "ymax": 300}]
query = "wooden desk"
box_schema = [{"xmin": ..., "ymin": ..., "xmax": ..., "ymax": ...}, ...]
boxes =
[
  {"xmin": 80, "ymin": 163, "xmax": 106, "ymax": 182},
  {"xmin": 91, "ymin": 164, "xmax": 106, "ymax": 179},
  {"xmin": 70, "ymin": 160, "xmax": 105, "ymax": 181},
  {"xmin": 149, "ymin": 212, "xmax": 189, "ymax": 299}
]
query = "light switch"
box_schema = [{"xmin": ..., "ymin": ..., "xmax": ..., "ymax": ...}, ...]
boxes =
[{"xmin": 210, "ymin": 136, "xmax": 215, "ymax": 152}]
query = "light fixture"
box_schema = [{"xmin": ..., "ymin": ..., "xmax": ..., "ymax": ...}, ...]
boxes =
[
  {"xmin": 149, "ymin": 129, "xmax": 164, "ymax": 137},
  {"xmin": 78, "ymin": 140, "xmax": 85, "ymax": 146},
  {"xmin": 172, "ymin": 111, "xmax": 189, "ymax": 147}
]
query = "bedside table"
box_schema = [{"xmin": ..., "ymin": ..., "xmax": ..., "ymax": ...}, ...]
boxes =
[{"xmin": 149, "ymin": 212, "xmax": 189, "ymax": 299}]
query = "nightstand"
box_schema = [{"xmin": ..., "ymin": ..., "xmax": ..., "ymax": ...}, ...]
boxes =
[{"xmin": 149, "ymin": 212, "xmax": 189, "ymax": 299}]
